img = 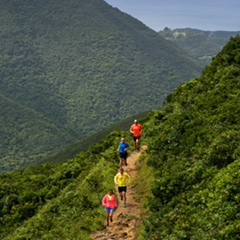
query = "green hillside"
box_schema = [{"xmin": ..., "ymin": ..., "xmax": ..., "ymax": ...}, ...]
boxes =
[
  {"xmin": 0, "ymin": 132, "xmax": 121, "ymax": 239},
  {"xmin": 0, "ymin": 0, "xmax": 202, "ymax": 136},
  {"xmin": 40, "ymin": 110, "xmax": 149, "ymax": 165},
  {"xmin": 0, "ymin": 36, "xmax": 240, "ymax": 239},
  {"xmin": 0, "ymin": 0, "xmax": 203, "ymax": 172},
  {"xmin": 0, "ymin": 94, "xmax": 77, "ymax": 173},
  {"xmin": 159, "ymin": 27, "xmax": 240, "ymax": 65},
  {"xmin": 142, "ymin": 35, "xmax": 240, "ymax": 239},
  {"xmin": 0, "ymin": 90, "xmax": 147, "ymax": 173}
]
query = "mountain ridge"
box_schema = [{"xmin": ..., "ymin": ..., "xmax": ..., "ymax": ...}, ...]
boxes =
[{"xmin": 159, "ymin": 27, "xmax": 240, "ymax": 65}]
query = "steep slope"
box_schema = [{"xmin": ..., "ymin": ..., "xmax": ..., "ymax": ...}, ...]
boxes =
[
  {"xmin": 0, "ymin": 132, "xmax": 121, "ymax": 240},
  {"xmin": 142, "ymin": 35, "xmax": 240, "ymax": 239},
  {"xmin": 0, "ymin": 94, "xmax": 77, "ymax": 173},
  {"xmin": 0, "ymin": 0, "xmax": 202, "ymax": 139}
]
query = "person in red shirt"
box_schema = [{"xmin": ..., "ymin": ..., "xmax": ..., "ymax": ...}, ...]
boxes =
[
  {"xmin": 102, "ymin": 189, "xmax": 118, "ymax": 226},
  {"xmin": 130, "ymin": 119, "xmax": 143, "ymax": 151}
]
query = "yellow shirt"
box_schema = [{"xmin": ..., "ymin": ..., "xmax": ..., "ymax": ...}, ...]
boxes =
[{"xmin": 114, "ymin": 172, "xmax": 131, "ymax": 187}]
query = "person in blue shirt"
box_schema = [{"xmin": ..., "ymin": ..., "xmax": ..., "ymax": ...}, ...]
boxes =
[{"xmin": 117, "ymin": 138, "xmax": 130, "ymax": 167}]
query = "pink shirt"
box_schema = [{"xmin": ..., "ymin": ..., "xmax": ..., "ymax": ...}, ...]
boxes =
[{"xmin": 102, "ymin": 194, "xmax": 118, "ymax": 209}]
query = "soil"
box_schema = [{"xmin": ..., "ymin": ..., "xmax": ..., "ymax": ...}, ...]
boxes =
[{"xmin": 90, "ymin": 146, "xmax": 146, "ymax": 240}]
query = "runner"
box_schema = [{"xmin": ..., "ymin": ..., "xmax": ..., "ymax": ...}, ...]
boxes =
[
  {"xmin": 117, "ymin": 137, "xmax": 130, "ymax": 167},
  {"xmin": 130, "ymin": 119, "xmax": 143, "ymax": 151},
  {"xmin": 102, "ymin": 189, "xmax": 118, "ymax": 226},
  {"xmin": 114, "ymin": 168, "xmax": 131, "ymax": 207}
]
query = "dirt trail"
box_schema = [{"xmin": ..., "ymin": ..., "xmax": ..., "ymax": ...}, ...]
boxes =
[{"xmin": 90, "ymin": 146, "xmax": 146, "ymax": 240}]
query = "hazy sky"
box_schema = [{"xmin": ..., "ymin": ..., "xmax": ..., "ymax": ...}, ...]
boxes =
[{"xmin": 104, "ymin": 0, "xmax": 240, "ymax": 32}]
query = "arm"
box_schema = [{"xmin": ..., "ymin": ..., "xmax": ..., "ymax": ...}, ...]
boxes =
[
  {"xmin": 130, "ymin": 125, "xmax": 133, "ymax": 134},
  {"xmin": 114, "ymin": 174, "xmax": 118, "ymax": 185},
  {"xmin": 126, "ymin": 173, "xmax": 131, "ymax": 184},
  {"xmin": 113, "ymin": 195, "xmax": 118, "ymax": 208},
  {"xmin": 102, "ymin": 195, "xmax": 106, "ymax": 206},
  {"xmin": 124, "ymin": 143, "xmax": 129, "ymax": 152}
]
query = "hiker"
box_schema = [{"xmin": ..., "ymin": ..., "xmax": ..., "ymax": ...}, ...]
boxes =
[
  {"xmin": 114, "ymin": 168, "xmax": 131, "ymax": 207},
  {"xmin": 117, "ymin": 137, "xmax": 130, "ymax": 167},
  {"xmin": 130, "ymin": 119, "xmax": 143, "ymax": 151},
  {"xmin": 102, "ymin": 189, "xmax": 118, "ymax": 226}
]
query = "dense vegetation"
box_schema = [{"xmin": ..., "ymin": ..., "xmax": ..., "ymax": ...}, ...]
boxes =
[
  {"xmin": 0, "ymin": 0, "xmax": 202, "ymax": 172},
  {"xmin": 0, "ymin": 94, "xmax": 77, "ymax": 173},
  {"xmin": 0, "ymin": 131, "xmax": 122, "ymax": 239},
  {"xmin": 1, "ymin": 36, "xmax": 240, "ymax": 240},
  {"xmin": 0, "ymin": 92, "xmax": 146, "ymax": 173},
  {"xmin": 159, "ymin": 27, "xmax": 240, "ymax": 65},
  {"xmin": 142, "ymin": 35, "xmax": 240, "ymax": 239}
]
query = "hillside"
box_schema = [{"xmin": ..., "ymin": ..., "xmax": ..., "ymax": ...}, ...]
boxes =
[
  {"xmin": 159, "ymin": 27, "xmax": 240, "ymax": 65},
  {"xmin": 40, "ymin": 110, "xmax": 148, "ymax": 165},
  {"xmin": 0, "ymin": 0, "xmax": 202, "ymax": 172},
  {"xmin": 0, "ymin": 94, "xmax": 77, "ymax": 173},
  {"xmin": 142, "ymin": 35, "xmax": 240, "ymax": 239},
  {"xmin": 0, "ymin": 36, "xmax": 240, "ymax": 240}
]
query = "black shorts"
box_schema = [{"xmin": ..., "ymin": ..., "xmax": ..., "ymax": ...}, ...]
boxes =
[
  {"xmin": 118, "ymin": 186, "xmax": 127, "ymax": 193},
  {"xmin": 119, "ymin": 152, "xmax": 128, "ymax": 160},
  {"xmin": 133, "ymin": 136, "xmax": 141, "ymax": 142}
]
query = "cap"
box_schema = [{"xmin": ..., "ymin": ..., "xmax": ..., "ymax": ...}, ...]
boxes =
[{"xmin": 134, "ymin": 119, "xmax": 138, "ymax": 123}]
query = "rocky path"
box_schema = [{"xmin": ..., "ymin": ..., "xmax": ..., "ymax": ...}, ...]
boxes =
[{"xmin": 90, "ymin": 147, "xmax": 146, "ymax": 240}]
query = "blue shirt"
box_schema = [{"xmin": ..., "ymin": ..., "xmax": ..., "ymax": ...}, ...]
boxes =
[{"xmin": 119, "ymin": 142, "xmax": 129, "ymax": 153}]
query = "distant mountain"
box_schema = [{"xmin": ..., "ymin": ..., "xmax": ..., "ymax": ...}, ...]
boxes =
[
  {"xmin": 0, "ymin": 94, "xmax": 77, "ymax": 173},
  {"xmin": 0, "ymin": 0, "xmax": 202, "ymax": 172},
  {"xmin": 159, "ymin": 27, "xmax": 240, "ymax": 65}
]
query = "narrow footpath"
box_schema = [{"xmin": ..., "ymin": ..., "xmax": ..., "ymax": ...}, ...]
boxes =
[{"xmin": 90, "ymin": 146, "xmax": 146, "ymax": 240}]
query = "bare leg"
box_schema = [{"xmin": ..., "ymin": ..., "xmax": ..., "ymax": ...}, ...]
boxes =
[
  {"xmin": 123, "ymin": 192, "xmax": 127, "ymax": 206},
  {"xmin": 106, "ymin": 213, "xmax": 110, "ymax": 226},
  {"xmin": 110, "ymin": 213, "xmax": 113, "ymax": 222},
  {"xmin": 120, "ymin": 158, "xmax": 124, "ymax": 167},
  {"xmin": 136, "ymin": 139, "xmax": 141, "ymax": 151},
  {"xmin": 119, "ymin": 192, "xmax": 123, "ymax": 201}
]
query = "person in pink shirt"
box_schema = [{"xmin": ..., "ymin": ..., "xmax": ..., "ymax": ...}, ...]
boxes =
[{"xmin": 102, "ymin": 189, "xmax": 118, "ymax": 226}]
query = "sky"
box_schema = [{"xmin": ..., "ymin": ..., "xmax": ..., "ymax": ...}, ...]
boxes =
[{"xmin": 104, "ymin": 0, "xmax": 240, "ymax": 32}]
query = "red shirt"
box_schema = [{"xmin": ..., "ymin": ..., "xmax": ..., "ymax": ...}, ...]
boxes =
[
  {"xmin": 130, "ymin": 124, "xmax": 143, "ymax": 137},
  {"xmin": 102, "ymin": 194, "xmax": 118, "ymax": 209}
]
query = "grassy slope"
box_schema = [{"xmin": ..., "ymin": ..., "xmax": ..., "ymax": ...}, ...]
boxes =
[
  {"xmin": 0, "ymin": 132, "xmax": 121, "ymax": 239},
  {"xmin": 141, "ymin": 36, "xmax": 240, "ymax": 239}
]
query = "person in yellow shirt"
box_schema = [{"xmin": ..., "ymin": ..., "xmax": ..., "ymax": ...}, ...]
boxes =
[{"xmin": 114, "ymin": 168, "xmax": 131, "ymax": 207}]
